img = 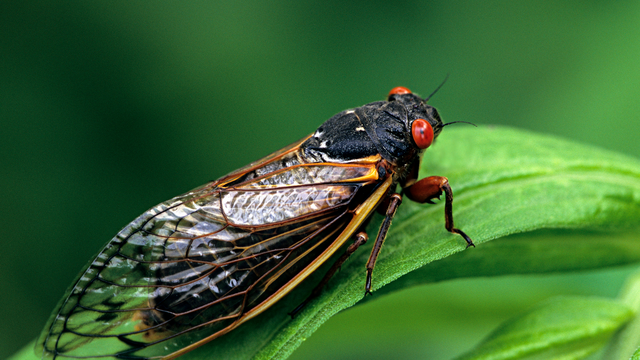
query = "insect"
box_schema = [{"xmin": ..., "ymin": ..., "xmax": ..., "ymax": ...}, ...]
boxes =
[{"xmin": 36, "ymin": 85, "xmax": 474, "ymax": 360}]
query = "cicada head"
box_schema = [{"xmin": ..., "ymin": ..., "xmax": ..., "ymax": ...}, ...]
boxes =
[
  {"xmin": 384, "ymin": 86, "xmax": 445, "ymax": 158},
  {"xmin": 301, "ymin": 86, "xmax": 448, "ymax": 175}
]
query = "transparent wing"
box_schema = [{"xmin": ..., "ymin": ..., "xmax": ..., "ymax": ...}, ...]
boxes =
[{"xmin": 37, "ymin": 161, "xmax": 380, "ymax": 359}]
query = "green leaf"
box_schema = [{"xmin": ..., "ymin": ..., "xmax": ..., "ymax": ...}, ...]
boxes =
[
  {"xmin": 602, "ymin": 270, "xmax": 640, "ymax": 359},
  {"xmin": 12, "ymin": 126, "xmax": 640, "ymax": 360},
  {"xmin": 453, "ymin": 296, "xmax": 634, "ymax": 360}
]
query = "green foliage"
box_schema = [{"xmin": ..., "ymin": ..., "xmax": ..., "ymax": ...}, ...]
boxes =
[
  {"xmin": 455, "ymin": 297, "xmax": 633, "ymax": 360},
  {"xmin": 13, "ymin": 126, "xmax": 640, "ymax": 360}
]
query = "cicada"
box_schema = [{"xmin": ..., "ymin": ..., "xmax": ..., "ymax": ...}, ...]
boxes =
[{"xmin": 36, "ymin": 85, "xmax": 474, "ymax": 360}]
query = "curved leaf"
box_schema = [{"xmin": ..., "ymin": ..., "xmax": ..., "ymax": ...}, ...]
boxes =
[
  {"xmin": 603, "ymin": 269, "xmax": 640, "ymax": 359},
  {"xmin": 453, "ymin": 296, "xmax": 634, "ymax": 360},
  {"xmin": 12, "ymin": 126, "xmax": 640, "ymax": 360},
  {"xmin": 255, "ymin": 126, "xmax": 640, "ymax": 360}
]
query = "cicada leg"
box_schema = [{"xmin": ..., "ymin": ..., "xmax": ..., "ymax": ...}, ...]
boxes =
[
  {"xmin": 289, "ymin": 232, "xmax": 369, "ymax": 318},
  {"xmin": 405, "ymin": 175, "xmax": 474, "ymax": 248},
  {"xmin": 364, "ymin": 193, "xmax": 402, "ymax": 295}
]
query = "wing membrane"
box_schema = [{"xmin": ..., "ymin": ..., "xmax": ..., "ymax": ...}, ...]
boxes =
[{"xmin": 37, "ymin": 156, "xmax": 381, "ymax": 359}]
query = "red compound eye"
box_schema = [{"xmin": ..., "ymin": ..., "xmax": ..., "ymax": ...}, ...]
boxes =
[
  {"xmin": 411, "ymin": 119, "xmax": 434, "ymax": 149},
  {"xmin": 388, "ymin": 86, "xmax": 412, "ymax": 97}
]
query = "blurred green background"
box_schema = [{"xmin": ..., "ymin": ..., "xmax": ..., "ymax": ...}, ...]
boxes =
[{"xmin": 1, "ymin": 2, "xmax": 639, "ymax": 359}]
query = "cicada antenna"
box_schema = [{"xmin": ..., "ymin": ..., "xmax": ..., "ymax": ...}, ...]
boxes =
[
  {"xmin": 441, "ymin": 121, "xmax": 477, "ymax": 127},
  {"xmin": 425, "ymin": 73, "xmax": 450, "ymax": 102}
]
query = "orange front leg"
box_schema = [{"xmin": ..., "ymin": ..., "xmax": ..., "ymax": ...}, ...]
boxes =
[{"xmin": 405, "ymin": 176, "xmax": 475, "ymax": 248}]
